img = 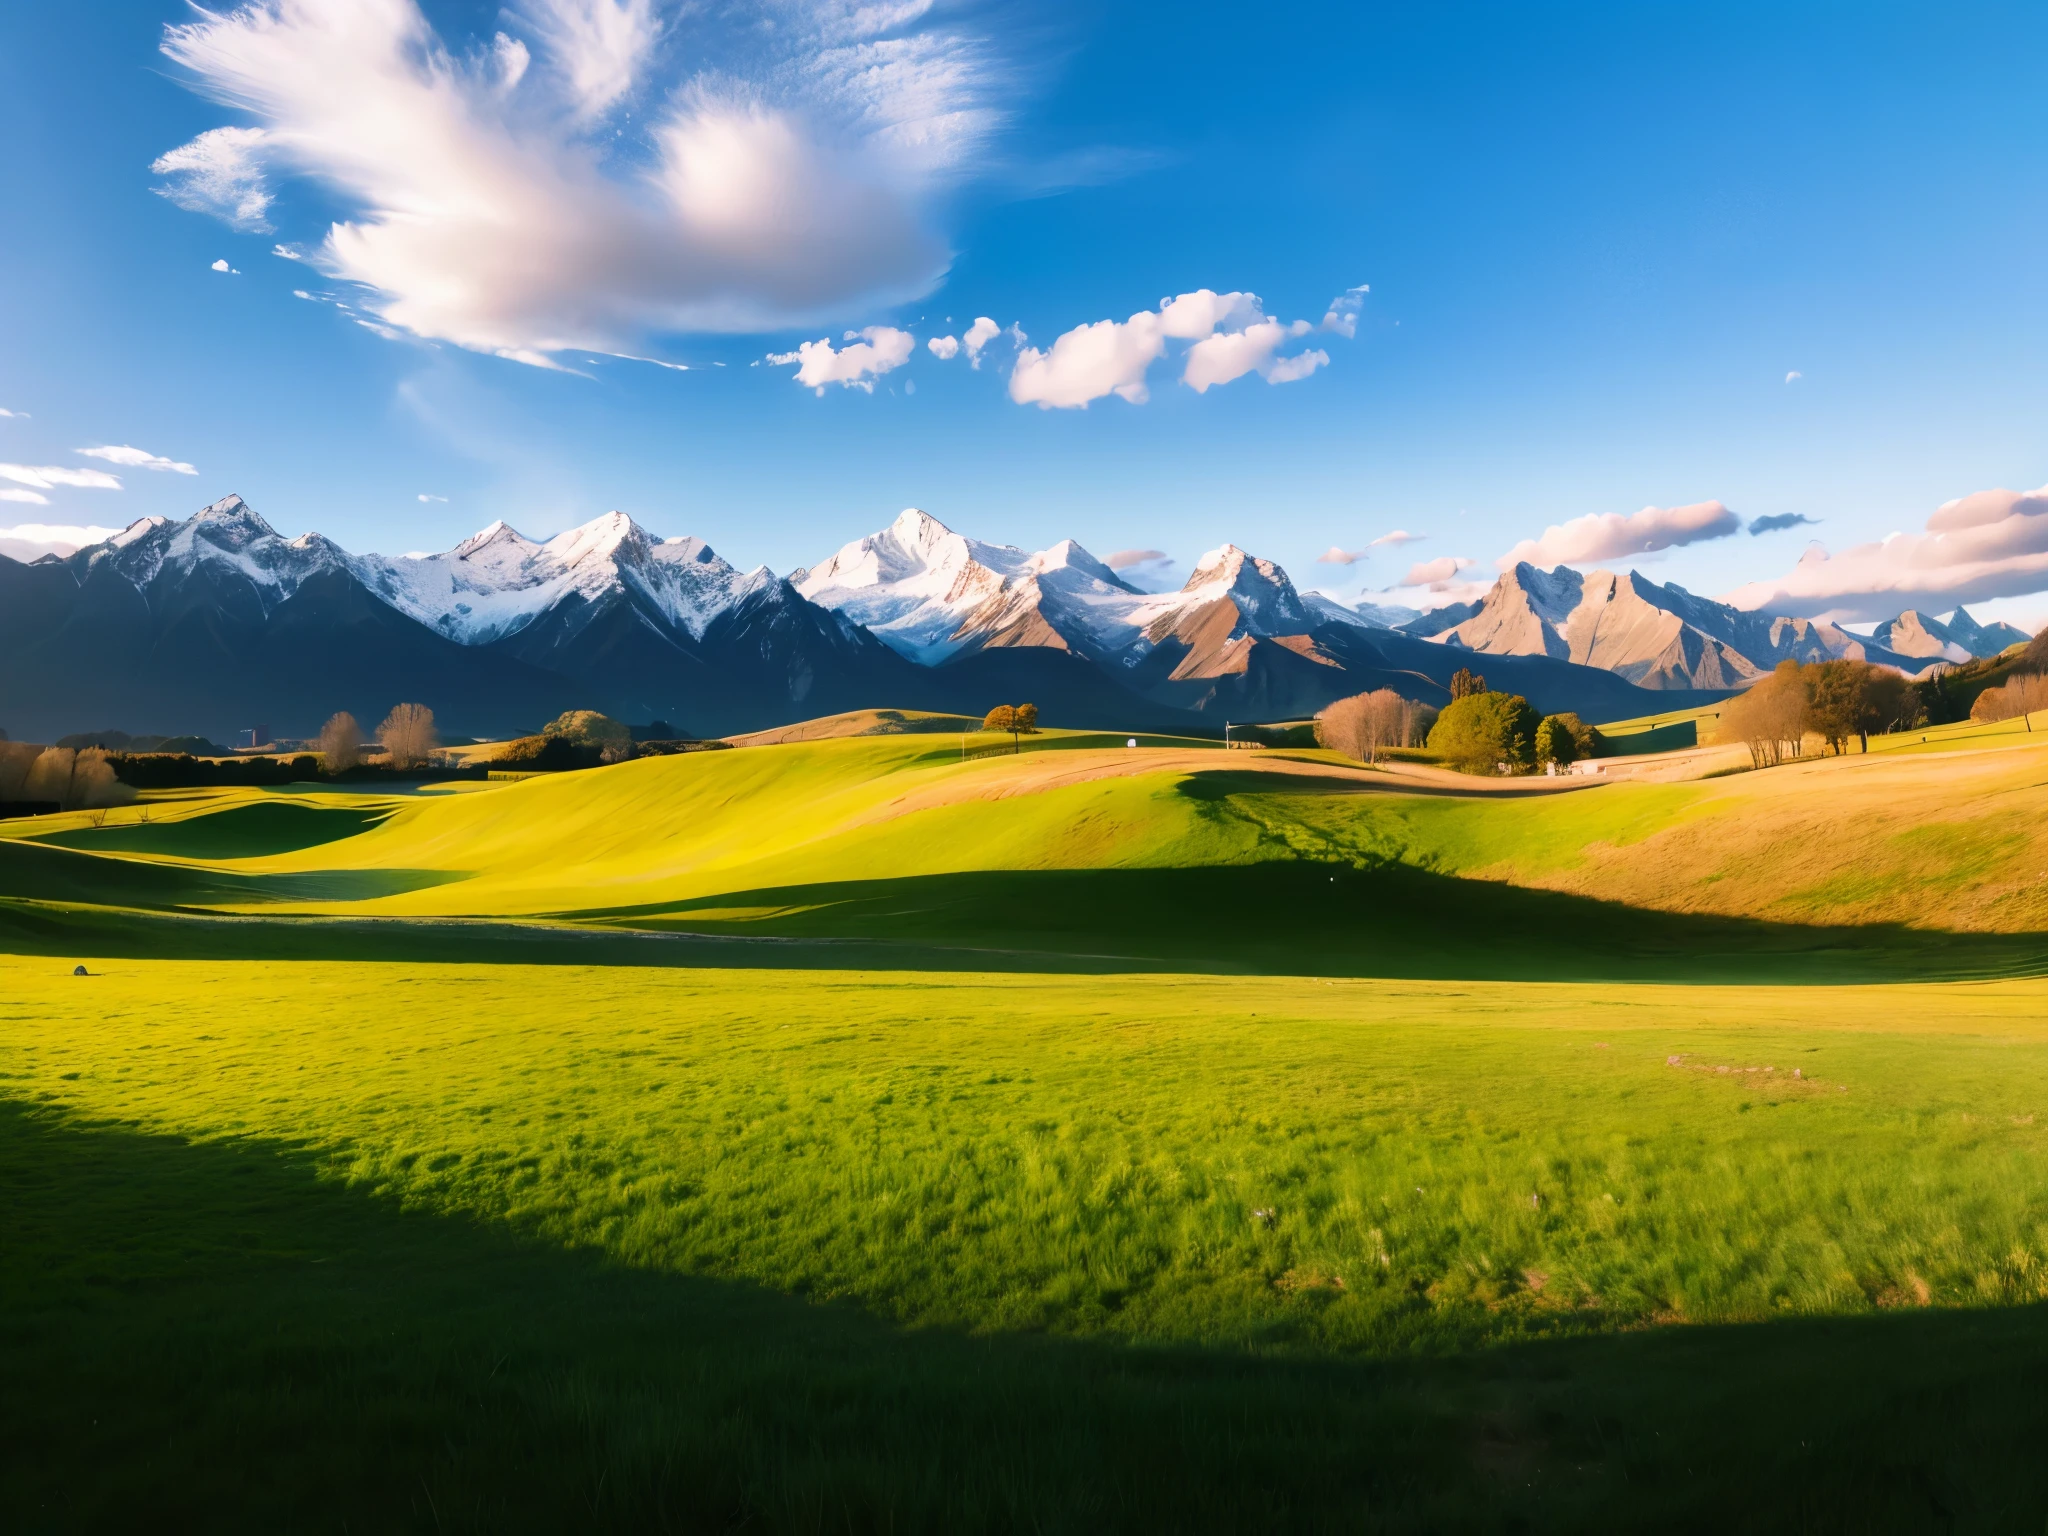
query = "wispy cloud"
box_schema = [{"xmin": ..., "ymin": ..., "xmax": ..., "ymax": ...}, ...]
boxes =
[
  {"xmin": 1748, "ymin": 512, "xmax": 1819, "ymax": 535},
  {"xmin": 1499, "ymin": 500, "xmax": 1740, "ymax": 570},
  {"xmin": 418, "ymin": 493, "xmax": 448, "ymax": 503},
  {"xmin": 1785, "ymin": 370, "xmax": 1803, "ymax": 383},
  {"xmin": 155, "ymin": 0, "xmax": 1009, "ymax": 365},
  {"xmin": 1725, "ymin": 483, "xmax": 2048, "ymax": 621},
  {"xmin": 1106, "ymin": 547, "xmax": 1169, "ymax": 570},
  {"xmin": 0, "ymin": 408, "xmax": 27, "ymax": 419},
  {"xmin": 0, "ymin": 489, "xmax": 49, "ymax": 505},
  {"xmin": 1370, "ymin": 529, "xmax": 1422, "ymax": 547},
  {"xmin": 1008, "ymin": 289, "xmax": 1335, "ymax": 409},
  {"xmin": 78, "ymin": 445, "xmax": 198, "ymax": 475},
  {"xmin": 767, "ymin": 326, "xmax": 916, "ymax": 393},
  {"xmin": 151, "ymin": 125, "xmax": 273, "ymax": 231},
  {"xmin": 0, "ymin": 464, "xmax": 123, "ymax": 491}
]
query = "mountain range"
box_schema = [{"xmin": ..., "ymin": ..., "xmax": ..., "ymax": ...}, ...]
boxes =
[
  {"xmin": 1391, "ymin": 561, "xmax": 2029, "ymax": 690},
  {"xmin": 0, "ymin": 497, "xmax": 2020, "ymax": 742}
]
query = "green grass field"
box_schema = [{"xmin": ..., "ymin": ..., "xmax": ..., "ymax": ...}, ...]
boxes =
[{"xmin": 5, "ymin": 726, "xmax": 2048, "ymax": 1530}]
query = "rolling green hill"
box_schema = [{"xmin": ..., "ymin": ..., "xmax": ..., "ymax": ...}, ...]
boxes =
[{"xmin": 4, "ymin": 727, "xmax": 2048, "ymax": 1529}]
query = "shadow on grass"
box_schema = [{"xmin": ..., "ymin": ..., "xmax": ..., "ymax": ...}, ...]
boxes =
[
  {"xmin": 2, "ymin": 1097, "xmax": 2043, "ymax": 1534},
  {"xmin": 565, "ymin": 864, "xmax": 2048, "ymax": 986},
  {"xmin": 27, "ymin": 800, "xmax": 395, "ymax": 859},
  {"xmin": 0, "ymin": 838, "xmax": 464, "ymax": 909},
  {"xmin": 3, "ymin": 861, "xmax": 2042, "ymax": 986}
]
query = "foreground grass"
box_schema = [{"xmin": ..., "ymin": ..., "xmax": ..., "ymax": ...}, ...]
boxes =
[{"xmin": 8, "ymin": 955, "xmax": 2048, "ymax": 1529}]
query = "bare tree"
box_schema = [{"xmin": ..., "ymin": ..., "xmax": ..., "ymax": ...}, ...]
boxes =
[
  {"xmin": 0, "ymin": 741, "xmax": 37, "ymax": 800},
  {"xmin": 319, "ymin": 711, "xmax": 363, "ymax": 772},
  {"xmin": 19, "ymin": 746, "xmax": 130, "ymax": 810},
  {"xmin": 378, "ymin": 703, "xmax": 438, "ymax": 770},
  {"xmin": 1716, "ymin": 661, "xmax": 1812, "ymax": 769},
  {"xmin": 1316, "ymin": 688, "xmax": 1409, "ymax": 764}
]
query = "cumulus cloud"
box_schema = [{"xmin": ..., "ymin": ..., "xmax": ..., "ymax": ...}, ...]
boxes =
[
  {"xmin": 1749, "ymin": 512, "xmax": 1819, "ymax": 535},
  {"xmin": 153, "ymin": 0, "xmax": 1003, "ymax": 366},
  {"xmin": 151, "ymin": 125, "xmax": 273, "ymax": 231},
  {"xmin": 927, "ymin": 334, "xmax": 959, "ymax": 359},
  {"xmin": 1371, "ymin": 529, "xmax": 1422, "ymax": 546},
  {"xmin": 1317, "ymin": 547, "xmax": 1368, "ymax": 565},
  {"xmin": 1498, "ymin": 500, "xmax": 1740, "ymax": 570},
  {"xmin": 211, "ymin": 258, "xmax": 241, "ymax": 274},
  {"xmin": 1402, "ymin": 555, "xmax": 1475, "ymax": 588},
  {"xmin": 767, "ymin": 325, "xmax": 915, "ymax": 393},
  {"xmin": 963, "ymin": 316, "xmax": 1002, "ymax": 367},
  {"xmin": 78, "ymin": 445, "xmax": 198, "ymax": 475},
  {"xmin": 0, "ymin": 464, "xmax": 123, "ymax": 491},
  {"xmin": 1723, "ymin": 483, "xmax": 2048, "ymax": 621},
  {"xmin": 1009, "ymin": 289, "xmax": 1333, "ymax": 408},
  {"xmin": 0, "ymin": 522, "xmax": 125, "ymax": 560},
  {"xmin": 1321, "ymin": 284, "xmax": 1368, "ymax": 338}
]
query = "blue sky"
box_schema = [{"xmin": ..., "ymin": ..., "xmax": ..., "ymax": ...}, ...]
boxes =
[{"xmin": 2, "ymin": 1, "xmax": 2044, "ymax": 626}]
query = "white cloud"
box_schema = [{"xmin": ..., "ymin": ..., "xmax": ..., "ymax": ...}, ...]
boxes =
[
  {"xmin": 418, "ymin": 493, "xmax": 448, "ymax": 502},
  {"xmin": 1321, "ymin": 284, "xmax": 1368, "ymax": 338},
  {"xmin": 0, "ymin": 408, "xmax": 24, "ymax": 419},
  {"xmin": 0, "ymin": 522, "xmax": 125, "ymax": 560},
  {"xmin": 1402, "ymin": 555, "xmax": 1475, "ymax": 587},
  {"xmin": 1370, "ymin": 529, "xmax": 1422, "ymax": 547},
  {"xmin": 1498, "ymin": 500, "xmax": 1740, "ymax": 570},
  {"xmin": 155, "ymin": 0, "xmax": 1004, "ymax": 365},
  {"xmin": 211, "ymin": 258, "xmax": 241, "ymax": 274},
  {"xmin": 1009, "ymin": 289, "xmax": 1334, "ymax": 409},
  {"xmin": 767, "ymin": 325, "xmax": 915, "ymax": 393},
  {"xmin": 1317, "ymin": 547, "xmax": 1368, "ymax": 565},
  {"xmin": 1724, "ymin": 483, "xmax": 2048, "ymax": 621},
  {"xmin": 1785, "ymin": 370, "xmax": 1802, "ymax": 383},
  {"xmin": 1107, "ymin": 547, "xmax": 1169, "ymax": 570},
  {"xmin": 274, "ymin": 243, "xmax": 307, "ymax": 261},
  {"xmin": 927, "ymin": 334, "xmax": 959, "ymax": 359},
  {"xmin": 0, "ymin": 489, "xmax": 49, "ymax": 505},
  {"xmin": 77, "ymin": 445, "xmax": 198, "ymax": 475},
  {"xmin": 152, "ymin": 125, "xmax": 273, "ymax": 232},
  {"xmin": 962, "ymin": 316, "xmax": 1002, "ymax": 367},
  {"xmin": 0, "ymin": 464, "xmax": 123, "ymax": 491}
]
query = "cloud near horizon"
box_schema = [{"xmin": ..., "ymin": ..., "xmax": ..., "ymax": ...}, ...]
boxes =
[
  {"xmin": 1008, "ymin": 288, "xmax": 1350, "ymax": 409},
  {"xmin": 154, "ymin": 0, "xmax": 1005, "ymax": 364},
  {"xmin": 1723, "ymin": 483, "xmax": 2048, "ymax": 621},
  {"xmin": 0, "ymin": 522, "xmax": 126, "ymax": 560},
  {"xmin": 1498, "ymin": 499, "xmax": 1740, "ymax": 570}
]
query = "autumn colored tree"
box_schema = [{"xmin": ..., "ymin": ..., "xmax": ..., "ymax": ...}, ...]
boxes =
[
  {"xmin": 1449, "ymin": 667, "xmax": 1487, "ymax": 701},
  {"xmin": 318, "ymin": 712, "xmax": 362, "ymax": 773},
  {"xmin": 1316, "ymin": 688, "xmax": 1408, "ymax": 764},
  {"xmin": 378, "ymin": 703, "xmax": 438, "ymax": 770},
  {"xmin": 982, "ymin": 703, "xmax": 1038, "ymax": 752}
]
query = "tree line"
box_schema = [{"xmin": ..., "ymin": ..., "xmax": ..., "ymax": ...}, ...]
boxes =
[{"xmin": 1715, "ymin": 658, "xmax": 1916, "ymax": 767}]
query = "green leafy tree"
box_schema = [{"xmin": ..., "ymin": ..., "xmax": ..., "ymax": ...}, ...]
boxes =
[
  {"xmin": 1427, "ymin": 691, "xmax": 1539, "ymax": 774},
  {"xmin": 1534, "ymin": 714, "xmax": 1579, "ymax": 768}
]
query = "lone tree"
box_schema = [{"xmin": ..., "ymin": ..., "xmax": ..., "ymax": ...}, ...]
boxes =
[
  {"xmin": 1449, "ymin": 667, "xmax": 1487, "ymax": 701},
  {"xmin": 1426, "ymin": 690, "xmax": 1539, "ymax": 774},
  {"xmin": 378, "ymin": 703, "xmax": 438, "ymax": 771},
  {"xmin": 318, "ymin": 711, "xmax": 362, "ymax": 773},
  {"xmin": 544, "ymin": 709, "xmax": 634, "ymax": 763},
  {"xmin": 983, "ymin": 703, "xmax": 1039, "ymax": 753}
]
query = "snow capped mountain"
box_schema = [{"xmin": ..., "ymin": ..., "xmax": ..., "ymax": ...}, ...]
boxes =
[
  {"xmin": 358, "ymin": 510, "xmax": 762, "ymax": 646},
  {"xmin": 72, "ymin": 494, "xmax": 354, "ymax": 614},
  {"xmin": 795, "ymin": 508, "xmax": 1137, "ymax": 662},
  {"xmin": 1301, "ymin": 592, "xmax": 1422, "ymax": 630}
]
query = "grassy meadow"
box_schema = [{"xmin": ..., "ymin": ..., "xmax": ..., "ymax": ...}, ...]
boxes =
[{"xmin": 5, "ymin": 726, "xmax": 2048, "ymax": 1529}]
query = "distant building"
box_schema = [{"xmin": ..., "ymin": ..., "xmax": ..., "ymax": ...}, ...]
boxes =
[{"xmin": 236, "ymin": 726, "xmax": 271, "ymax": 750}]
